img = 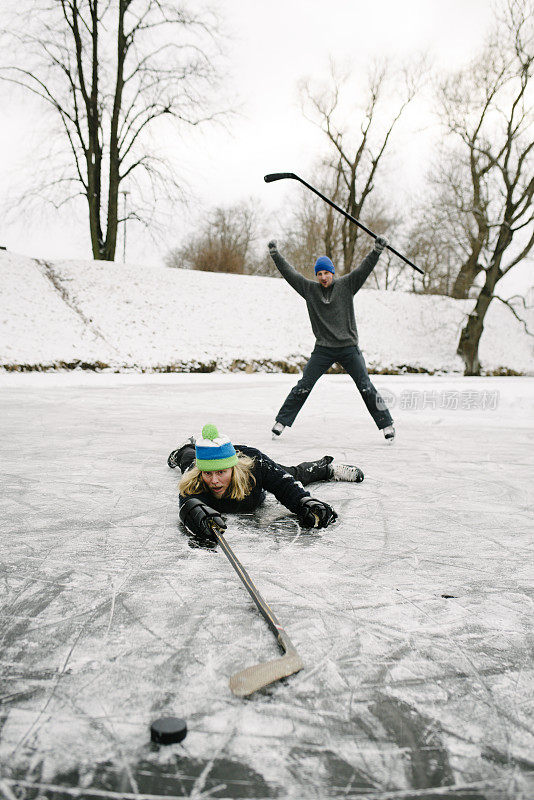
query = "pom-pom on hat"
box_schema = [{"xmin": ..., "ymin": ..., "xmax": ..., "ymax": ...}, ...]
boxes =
[
  {"xmin": 195, "ymin": 424, "xmax": 238, "ymax": 472},
  {"xmin": 314, "ymin": 255, "xmax": 335, "ymax": 275}
]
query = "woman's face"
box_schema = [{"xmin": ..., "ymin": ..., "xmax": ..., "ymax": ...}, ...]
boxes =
[{"xmin": 201, "ymin": 468, "xmax": 233, "ymax": 497}]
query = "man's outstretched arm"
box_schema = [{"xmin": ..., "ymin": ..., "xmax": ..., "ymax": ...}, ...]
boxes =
[
  {"xmin": 267, "ymin": 240, "xmax": 311, "ymax": 298},
  {"xmin": 346, "ymin": 236, "xmax": 388, "ymax": 295}
]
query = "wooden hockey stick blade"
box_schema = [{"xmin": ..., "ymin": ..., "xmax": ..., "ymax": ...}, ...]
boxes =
[{"xmin": 230, "ymin": 647, "xmax": 303, "ymax": 697}]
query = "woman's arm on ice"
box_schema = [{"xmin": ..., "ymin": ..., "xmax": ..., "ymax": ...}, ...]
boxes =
[{"xmin": 255, "ymin": 449, "xmax": 311, "ymax": 512}]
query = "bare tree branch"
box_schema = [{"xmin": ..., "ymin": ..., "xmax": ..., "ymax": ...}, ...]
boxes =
[{"xmin": 494, "ymin": 293, "xmax": 534, "ymax": 335}]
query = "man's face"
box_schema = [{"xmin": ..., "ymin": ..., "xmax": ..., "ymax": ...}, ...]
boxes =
[
  {"xmin": 201, "ymin": 468, "xmax": 233, "ymax": 497},
  {"xmin": 316, "ymin": 269, "xmax": 333, "ymax": 288}
]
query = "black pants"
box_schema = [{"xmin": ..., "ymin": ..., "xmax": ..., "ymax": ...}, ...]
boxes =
[
  {"xmin": 280, "ymin": 457, "xmax": 332, "ymax": 486},
  {"xmin": 276, "ymin": 344, "xmax": 393, "ymax": 430}
]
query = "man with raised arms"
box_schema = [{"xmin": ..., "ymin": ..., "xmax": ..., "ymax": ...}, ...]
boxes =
[{"xmin": 267, "ymin": 238, "xmax": 395, "ymax": 442}]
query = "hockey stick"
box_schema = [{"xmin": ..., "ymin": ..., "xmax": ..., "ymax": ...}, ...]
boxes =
[
  {"xmin": 210, "ymin": 522, "xmax": 303, "ymax": 697},
  {"xmin": 264, "ymin": 172, "xmax": 424, "ymax": 275}
]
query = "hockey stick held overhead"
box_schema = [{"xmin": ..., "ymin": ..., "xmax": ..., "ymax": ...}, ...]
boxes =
[
  {"xmin": 210, "ymin": 522, "xmax": 303, "ymax": 697},
  {"xmin": 264, "ymin": 172, "xmax": 424, "ymax": 275}
]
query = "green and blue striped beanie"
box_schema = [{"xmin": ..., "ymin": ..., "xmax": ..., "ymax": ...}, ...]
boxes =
[{"xmin": 195, "ymin": 424, "xmax": 238, "ymax": 472}]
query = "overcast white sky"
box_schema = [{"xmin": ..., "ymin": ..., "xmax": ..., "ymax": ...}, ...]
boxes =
[{"xmin": 0, "ymin": 0, "xmax": 531, "ymax": 296}]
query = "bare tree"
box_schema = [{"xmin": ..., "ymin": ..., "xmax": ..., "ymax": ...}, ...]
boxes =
[
  {"xmin": 298, "ymin": 58, "xmax": 424, "ymax": 275},
  {"xmin": 435, "ymin": 0, "xmax": 534, "ymax": 373},
  {"xmin": 404, "ymin": 172, "xmax": 469, "ymax": 296},
  {"xmin": 166, "ymin": 199, "xmax": 272, "ymax": 275},
  {"xmin": 0, "ymin": 0, "xmax": 228, "ymax": 260}
]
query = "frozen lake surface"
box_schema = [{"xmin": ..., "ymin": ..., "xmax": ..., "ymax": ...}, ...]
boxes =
[{"xmin": 0, "ymin": 372, "xmax": 533, "ymax": 799}]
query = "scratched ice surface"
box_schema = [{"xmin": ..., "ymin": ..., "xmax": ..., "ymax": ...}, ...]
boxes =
[{"xmin": 0, "ymin": 373, "xmax": 533, "ymax": 800}]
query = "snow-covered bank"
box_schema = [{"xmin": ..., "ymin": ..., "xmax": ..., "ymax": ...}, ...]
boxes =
[{"xmin": 1, "ymin": 250, "xmax": 533, "ymax": 374}]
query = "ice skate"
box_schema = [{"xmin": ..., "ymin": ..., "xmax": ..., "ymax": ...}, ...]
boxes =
[
  {"xmin": 382, "ymin": 425, "xmax": 395, "ymax": 443},
  {"xmin": 271, "ymin": 421, "xmax": 285, "ymax": 440},
  {"xmin": 329, "ymin": 461, "xmax": 364, "ymax": 483},
  {"xmin": 167, "ymin": 436, "xmax": 196, "ymax": 468}
]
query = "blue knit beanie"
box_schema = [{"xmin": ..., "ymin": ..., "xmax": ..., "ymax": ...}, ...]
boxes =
[
  {"xmin": 195, "ymin": 424, "xmax": 238, "ymax": 471},
  {"xmin": 314, "ymin": 256, "xmax": 335, "ymax": 275}
]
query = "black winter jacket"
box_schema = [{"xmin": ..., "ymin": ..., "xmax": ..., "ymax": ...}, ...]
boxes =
[{"xmin": 178, "ymin": 445, "xmax": 310, "ymax": 526}]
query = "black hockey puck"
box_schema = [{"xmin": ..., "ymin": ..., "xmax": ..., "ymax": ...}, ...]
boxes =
[{"xmin": 150, "ymin": 716, "xmax": 187, "ymax": 745}]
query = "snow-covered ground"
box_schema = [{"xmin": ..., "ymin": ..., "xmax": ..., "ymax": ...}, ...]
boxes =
[
  {"xmin": 1, "ymin": 250, "xmax": 533, "ymax": 374},
  {"xmin": 1, "ymin": 371, "xmax": 533, "ymax": 799}
]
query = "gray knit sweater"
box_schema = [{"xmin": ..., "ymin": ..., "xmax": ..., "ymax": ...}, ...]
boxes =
[{"xmin": 269, "ymin": 247, "xmax": 380, "ymax": 347}]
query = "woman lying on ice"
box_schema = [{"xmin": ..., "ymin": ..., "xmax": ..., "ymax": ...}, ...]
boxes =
[{"xmin": 167, "ymin": 424, "xmax": 363, "ymax": 545}]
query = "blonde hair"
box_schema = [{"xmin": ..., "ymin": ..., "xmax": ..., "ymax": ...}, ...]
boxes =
[{"xmin": 179, "ymin": 452, "xmax": 256, "ymax": 501}]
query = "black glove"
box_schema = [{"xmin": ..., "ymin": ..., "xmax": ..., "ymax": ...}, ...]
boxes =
[
  {"xmin": 297, "ymin": 497, "xmax": 338, "ymax": 529},
  {"xmin": 373, "ymin": 236, "xmax": 388, "ymax": 254},
  {"xmin": 180, "ymin": 497, "xmax": 227, "ymax": 540},
  {"xmin": 267, "ymin": 239, "xmax": 278, "ymax": 252}
]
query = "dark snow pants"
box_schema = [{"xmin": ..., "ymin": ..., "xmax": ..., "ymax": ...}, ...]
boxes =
[
  {"xmin": 276, "ymin": 344, "xmax": 393, "ymax": 430},
  {"xmin": 280, "ymin": 457, "xmax": 332, "ymax": 485}
]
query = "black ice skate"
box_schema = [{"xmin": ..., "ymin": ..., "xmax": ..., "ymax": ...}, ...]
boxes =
[
  {"xmin": 382, "ymin": 425, "xmax": 395, "ymax": 443},
  {"xmin": 271, "ymin": 421, "xmax": 285, "ymax": 439},
  {"xmin": 167, "ymin": 436, "xmax": 196, "ymax": 469}
]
